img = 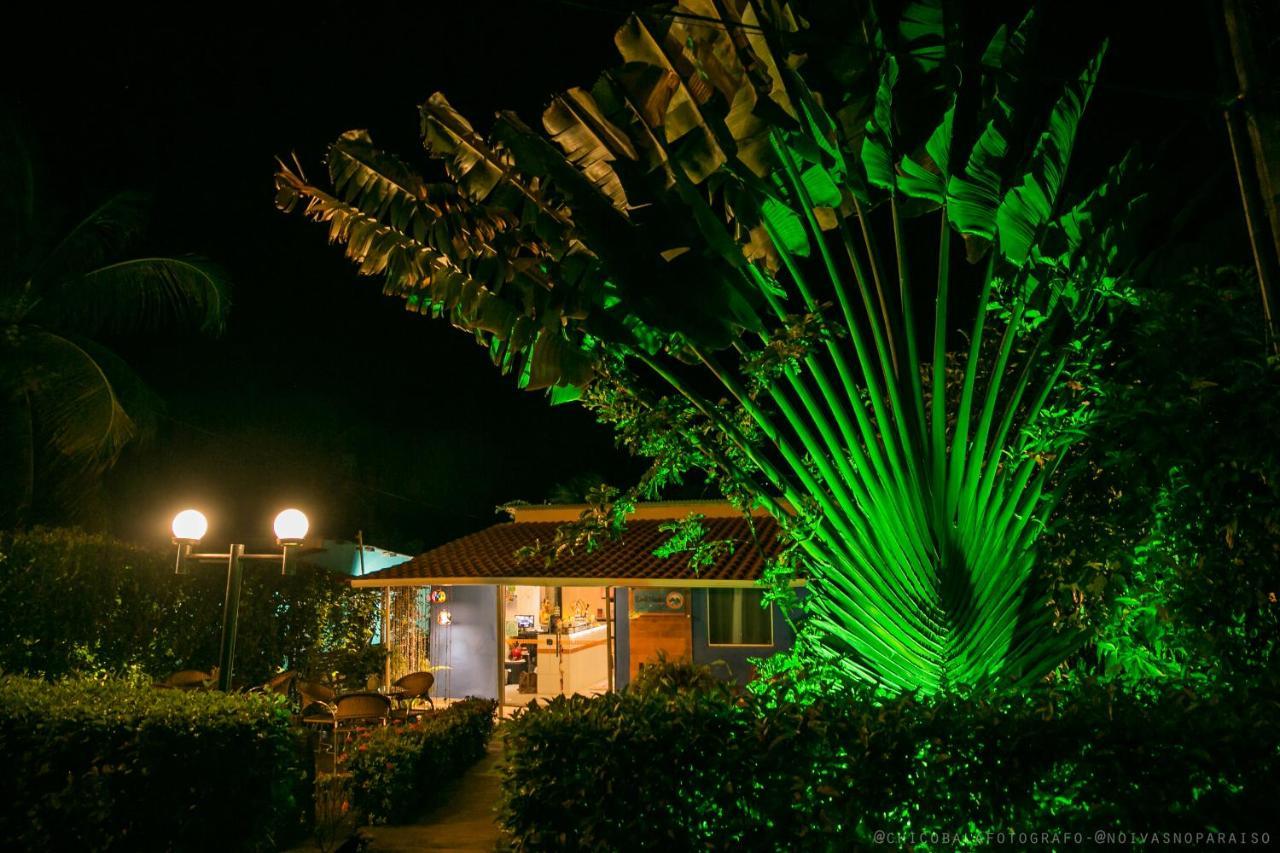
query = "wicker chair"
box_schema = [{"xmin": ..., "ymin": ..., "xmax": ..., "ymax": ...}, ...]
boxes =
[
  {"xmin": 156, "ymin": 668, "xmax": 217, "ymax": 690},
  {"xmin": 250, "ymin": 670, "xmax": 296, "ymax": 697},
  {"xmin": 302, "ymin": 690, "xmax": 391, "ymax": 754},
  {"xmin": 297, "ymin": 679, "xmax": 336, "ymax": 710},
  {"xmin": 335, "ymin": 692, "xmax": 393, "ymax": 725},
  {"xmin": 393, "ymin": 671, "xmax": 435, "ymax": 718}
]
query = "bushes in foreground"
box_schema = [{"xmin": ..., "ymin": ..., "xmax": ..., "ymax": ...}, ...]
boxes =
[
  {"xmin": 0, "ymin": 675, "xmax": 311, "ymax": 851},
  {"xmin": 500, "ymin": 664, "xmax": 1279, "ymax": 851},
  {"xmin": 342, "ymin": 697, "xmax": 497, "ymax": 824}
]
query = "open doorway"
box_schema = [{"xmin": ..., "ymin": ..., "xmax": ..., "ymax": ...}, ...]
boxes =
[{"xmin": 501, "ymin": 585, "xmax": 611, "ymax": 705}]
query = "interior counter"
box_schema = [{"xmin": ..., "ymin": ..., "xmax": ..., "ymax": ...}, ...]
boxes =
[{"xmin": 535, "ymin": 624, "xmax": 608, "ymax": 695}]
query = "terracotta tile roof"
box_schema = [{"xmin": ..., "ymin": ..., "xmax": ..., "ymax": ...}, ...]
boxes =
[{"xmin": 351, "ymin": 515, "xmax": 786, "ymax": 587}]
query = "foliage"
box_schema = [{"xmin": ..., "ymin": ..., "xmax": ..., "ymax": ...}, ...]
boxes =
[
  {"xmin": 0, "ymin": 675, "xmax": 311, "ymax": 851},
  {"xmin": 278, "ymin": 1, "xmax": 1149, "ymax": 692},
  {"xmin": 1047, "ymin": 267, "xmax": 1280, "ymax": 687},
  {"xmin": 499, "ymin": 662, "xmax": 1279, "ymax": 852},
  {"xmin": 0, "ymin": 527, "xmax": 380, "ymax": 687},
  {"xmin": 0, "ymin": 125, "xmax": 229, "ymax": 526},
  {"xmin": 313, "ymin": 773, "xmax": 367, "ymax": 853},
  {"xmin": 340, "ymin": 697, "xmax": 497, "ymax": 824}
]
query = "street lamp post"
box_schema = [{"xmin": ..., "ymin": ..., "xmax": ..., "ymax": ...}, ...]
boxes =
[{"xmin": 171, "ymin": 508, "xmax": 310, "ymax": 692}]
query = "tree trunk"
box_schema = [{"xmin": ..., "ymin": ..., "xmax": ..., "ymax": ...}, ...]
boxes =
[{"xmin": 1221, "ymin": 0, "xmax": 1280, "ymax": 351}]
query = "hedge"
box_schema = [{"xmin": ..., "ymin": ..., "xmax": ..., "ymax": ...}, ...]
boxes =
[
  {"xmin": 0, "ymin": 675, "xmax": 312, "ymax": 851},
  {"xmin": 499, "ymin": 664, "xmax": 1280, "ymax": 851},
  {"xmin": 341, "ymin": 697, "xmax": 498, "ymax": 824},
  {"xmin": 0, "ymin": 527, "xmax": 380, "ymax": 686}
]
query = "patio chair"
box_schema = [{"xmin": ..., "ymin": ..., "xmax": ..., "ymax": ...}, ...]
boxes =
[
  {"xmin": 156, "ymin": 668, "xmax": 217, "ymax": 690},
  {"xmin": 249, "ymin": 670, "xmax": 297, "ymax": 697},
  {"xmin": 334, "ymin": 692, "xmax": 393, "ymax": 752},
  {"xmin": 393, "ymin": 671, "xmax": 435, "ymax": 718},
  {"xmin": 301, "ymin": 689, "xmax": 391, "ymax": 754},
  {"xmin": 335, "ymin": 692, "xmax": 393, "ymax": 726},
  {"xmin": 297, "ymin": 679, "xmax": 336, "ymax": 710}
]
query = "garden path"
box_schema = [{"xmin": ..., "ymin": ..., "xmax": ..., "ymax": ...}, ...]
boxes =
[{"xmin": 361, "ymin": 735, "xmax": 507, "ymax": 851}]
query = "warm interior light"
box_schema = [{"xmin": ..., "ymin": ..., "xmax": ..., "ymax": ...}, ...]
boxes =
[
  {"xmin": 273, "ymin": 508, "xmax": 309, "ymax": 543},
  {"xmin": 171, "ymin": 509, "xmax": 208, "ymax": 543}
]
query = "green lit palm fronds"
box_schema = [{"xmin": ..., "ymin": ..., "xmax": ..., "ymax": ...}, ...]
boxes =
[
  {"xmin": 1, "ymin": 126, "xmax": 229, "ymax": 525},
  {"xmin": 277, "ymin": 1, "xmax": 1144, "ymax": 693}
]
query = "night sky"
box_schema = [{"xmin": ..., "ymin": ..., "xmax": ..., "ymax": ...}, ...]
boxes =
[{"xmin": 3, "ymin": 2, "xmax": 1248, "ymax": 554}]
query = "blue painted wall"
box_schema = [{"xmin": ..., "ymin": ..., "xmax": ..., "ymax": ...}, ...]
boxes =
[
  {"xmin": 612, "ymin": 586, "xmax": 796, "ymax": 688},
  {"xmin": 428, "ymin": 585, "xmax": 498, "ymax": 700},
  {"xmin": 689, "ymin": 588, "xmax": 795, "ymax": 685}
]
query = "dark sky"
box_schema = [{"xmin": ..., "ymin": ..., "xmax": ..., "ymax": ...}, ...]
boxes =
[{"xmin": 3, "ymin": 1, "xmax": 1249, "ymax": 553}]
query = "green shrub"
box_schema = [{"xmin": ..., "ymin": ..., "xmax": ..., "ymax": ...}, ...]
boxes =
[
  {"xmin": 0, "ymin": 527, "xmax": 379, "ymax": 686},
  {"xmin": 342, "ymin": 697, "xmax": 497, "ymax": 824},
  {"xmin": 0, "ymin": 675, "xmax": 312, "ymax": 851},
  {"xmin": 499, "ymin": 663, "xmax": 1279, "ymax": 851},
  {"xmin": 1046, "ymin": 268, "xmax": 1280, "ymax": 686}
]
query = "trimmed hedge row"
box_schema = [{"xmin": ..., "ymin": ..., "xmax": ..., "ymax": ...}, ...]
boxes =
[
  {"xmin": 341, "ymin": 697, "xmax": 498, "ymax": 824},
  {"xmin": 0, "ymin": 527, "xmax": 380, "ymax": 686},
  {"xmin": 499, "ymin": 665, "xmax": 1280, "ymax": 851},
  {"xmin": 0, "ymin": 676, "xmax": 312, "ymax": 851}
]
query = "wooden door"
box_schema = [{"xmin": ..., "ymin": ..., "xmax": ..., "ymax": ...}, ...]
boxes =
[{"xmin": 628, "ymin": 588, "xmax": 692, "ymax": 678}]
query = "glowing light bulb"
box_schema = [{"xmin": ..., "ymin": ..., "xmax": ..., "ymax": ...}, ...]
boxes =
[
  {"xmin": 171, "ymin": 509, "xmax": 208, "ymax": 543},
  {"xmin": 273, "ymin": 508, "xmax": 309, "ymax": 544}
]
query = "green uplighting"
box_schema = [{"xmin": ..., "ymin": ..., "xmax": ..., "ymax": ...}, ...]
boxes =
[{"xmin": 278, "ymin": 1, "xmax": 1141, "ymax": 694}]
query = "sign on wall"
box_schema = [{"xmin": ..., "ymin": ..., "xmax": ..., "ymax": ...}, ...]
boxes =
[{"xmin": 633, "ymin": 588, "xmax": 690, "ymax": 614}]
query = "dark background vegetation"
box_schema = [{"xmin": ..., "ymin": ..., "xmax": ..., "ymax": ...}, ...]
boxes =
[{"xmin": 1, "ymin": 1, "xmax": 1250, "ymax": 554}]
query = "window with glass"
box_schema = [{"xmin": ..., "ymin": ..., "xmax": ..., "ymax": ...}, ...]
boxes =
[{"xmin": 706, "ymin": 588, "xmax": 773, "ymax": 646}]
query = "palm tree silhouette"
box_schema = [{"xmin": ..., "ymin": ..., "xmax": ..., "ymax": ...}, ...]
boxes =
[{"xmin": 1, "ymin": 125, "xmax": 229, "ymax": 525}]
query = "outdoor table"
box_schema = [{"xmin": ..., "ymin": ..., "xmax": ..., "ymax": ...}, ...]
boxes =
[{"xmin": 375, "ymin": 686, "xmax": 410, "ymax": 715}]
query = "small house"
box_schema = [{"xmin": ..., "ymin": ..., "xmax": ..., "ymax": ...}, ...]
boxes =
[{"xmin": 351, "ymin": 501, "xmax": 800, "ymax": 712}]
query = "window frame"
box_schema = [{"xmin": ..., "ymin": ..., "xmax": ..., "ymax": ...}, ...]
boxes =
[{"xmin": 705, "ymin": 587, "xmax": 775, "ymax": 648}]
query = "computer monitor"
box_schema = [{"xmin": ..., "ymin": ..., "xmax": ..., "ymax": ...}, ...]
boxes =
[{"xmin": 515, "ymin": 614, "xmax": 535, "ymax": 630}]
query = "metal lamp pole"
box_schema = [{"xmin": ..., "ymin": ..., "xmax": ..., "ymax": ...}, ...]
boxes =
[{"xmin": 172, "ymin": 509, "xmax": 309, "ymax": 692}]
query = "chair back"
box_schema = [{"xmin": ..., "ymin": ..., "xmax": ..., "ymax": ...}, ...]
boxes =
[
  {"xmin": 162, "ymin": 669, "xmax": 214, "ymax": 690},
  {"xmin": 262, "ymin": 671, "xmax": 296, "ymax": 695},
  {"xmin": 295, "ymin": 676, "xmax": 335, "ymax": 701},
  {"xmin": 334, "ymin": 692, "xmax": 391, "ymax": 723},
  {"xmin": 394, "ymin": 671, "xmax": 435, "ymax": 699}
]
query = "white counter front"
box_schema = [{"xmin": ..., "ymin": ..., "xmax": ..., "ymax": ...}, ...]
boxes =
[{"xmin": 535, "ymin": 624, "xmax": 608, "ymax": 695}]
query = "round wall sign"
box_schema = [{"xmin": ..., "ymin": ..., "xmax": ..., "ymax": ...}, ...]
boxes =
[{"xmin": 665, "ymin": 590, "xmax": 685, "ymax": 610}]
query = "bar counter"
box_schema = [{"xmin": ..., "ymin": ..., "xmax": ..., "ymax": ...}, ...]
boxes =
[{"xmin": 535, "ymin": 623, "xmax": 608, "ymax": 695}]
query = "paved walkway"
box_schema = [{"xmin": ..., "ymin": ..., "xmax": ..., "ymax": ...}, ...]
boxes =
[{"xmin": 361, "ymin": 736, "xmax": 507, "ymax": 852}]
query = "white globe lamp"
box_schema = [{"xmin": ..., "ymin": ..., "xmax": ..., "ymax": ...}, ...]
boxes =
[
  {"xmin": 171, "ymin": 509, "xmax": 209, "ymax": 544},
  {"xmin": 273, "ymin": 508, "xmax": 309, "ymax": 545}
]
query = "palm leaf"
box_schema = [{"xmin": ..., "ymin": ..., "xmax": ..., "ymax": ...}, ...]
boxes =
[
  {"xmin": 1, "ymin": 326, "xmax": 136, "ymax": 469},
  {"xmin": 27, "ymin": 192, "xmax": 150, "ymax": 293},
  {"xmin": 996, "ymin": 46, "xmax": 1106, "ymax": 266},
  {"xmin": 38, "ymin": 256, "xmax": 230, "ymax": 336},
  {"xmin": 543, "ymin": 87, "xmax": 637, "ymax": 211},
  {"xmin": 279, "ymin": 1, "xmax": 1140, "ymax": 694}
]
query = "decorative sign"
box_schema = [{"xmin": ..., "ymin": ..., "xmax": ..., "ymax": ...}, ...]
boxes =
[
  {"xmin": 634, "ymin": 588, "xmax": 690, "ymax": 614},
  {"xmin": 429, "ymin": 589, "xmax": 448, "ymax": 604}
]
